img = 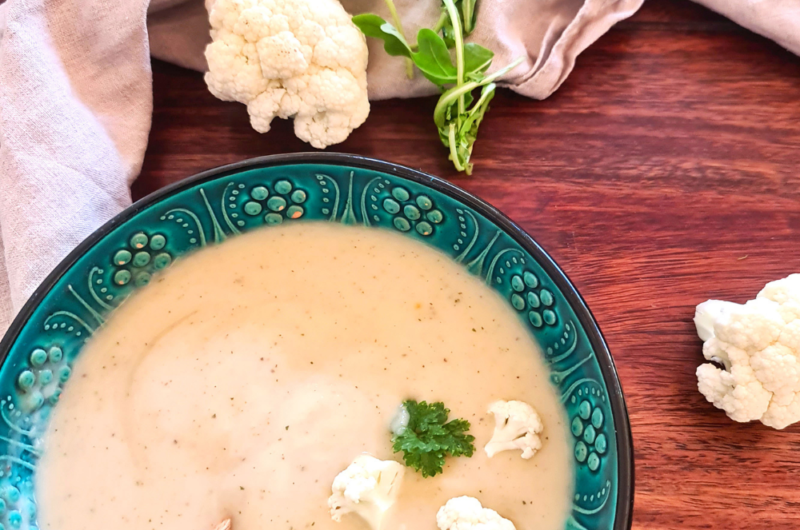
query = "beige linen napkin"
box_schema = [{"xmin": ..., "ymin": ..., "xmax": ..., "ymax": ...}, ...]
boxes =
[
  {"xmin": 0, "ymin": 0, "xmax": 799, "ymax": 336},
  {"xmin": 0, "ymin": 0, "xmax": 151, "ymax": 335},
  {"xmin": 147, "ymin": 0, "xmax": 646, "ymax": 99},
  {"xmin": 700, "ymin": 0, "xmax": 800, "ymax": 56}
]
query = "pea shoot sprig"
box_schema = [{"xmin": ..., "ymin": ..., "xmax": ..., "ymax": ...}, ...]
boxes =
[{"xmin": 354, "ymin": 0, "xmax": 523, "ymax": 175}]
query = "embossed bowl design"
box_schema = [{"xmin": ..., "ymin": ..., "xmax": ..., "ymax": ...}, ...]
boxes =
[{"xmin": 0, "ymin": 154, "xmax": 633, "ymax": 530}]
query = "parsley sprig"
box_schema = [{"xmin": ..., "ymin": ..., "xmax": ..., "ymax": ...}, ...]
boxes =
[{"xmin": 391, "ymin": 399, "xmax": 475, "ymax": 477}]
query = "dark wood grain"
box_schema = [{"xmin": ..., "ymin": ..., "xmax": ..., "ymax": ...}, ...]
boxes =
[{"xmin": 134, "ymin": 0, "xmax": 800, "ymax": 527}]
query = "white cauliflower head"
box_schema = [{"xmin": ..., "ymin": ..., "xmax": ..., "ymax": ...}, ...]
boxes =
[
  {"xmin": 204, "ymin": 0, "xmax": 370, "ymax": 148},
  {"xmin": 328, "ymin": 454, "xmax": 405, "ymax": 530},
  {"xmin": 695, "ymin": 274, "xmax": 800, "ymax": 429},
  {"xmin": 484, "ymin": 400, "xmax": 543, "ymax": 459},
  {"xmin": 436, "ymin": 496, "xmax": 516, "ymax": 530}
]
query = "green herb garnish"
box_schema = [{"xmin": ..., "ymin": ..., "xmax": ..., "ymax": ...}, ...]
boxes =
[
  {"xmin": 391, "ymin": 399, "xmax": 475, "ymax": 477},
  {"xmin": 353, "ymin": 0, "xmax": 523, "ymax": 174}
]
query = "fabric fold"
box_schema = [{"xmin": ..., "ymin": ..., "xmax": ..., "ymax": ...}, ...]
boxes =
[
  {"xmin": 0, "ymin": 0, "xmax": 153, "ymax": 334},
  {"xmin": 698, "ymin": 0, "xmax": 800, "ymax": 56}
]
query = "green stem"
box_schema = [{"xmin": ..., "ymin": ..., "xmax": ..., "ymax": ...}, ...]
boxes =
[
  {"xmin": 448, "ymin": 124, "xmax": 465, "ymax": 172},
  {"xmin": 460, "ymin": 82, "xmax": 495, "ymax": 134},
  {"xmin": 384, "ymin": 0, "xmax": 414, "ymax": 79},
  {"xmin": 471, "ymin": 85, "xmax": 494, "ymax": 113},
  {"xmin": 434, "ymin": 56, "xmax": 524, "ymax": 128},
  {"xmin": 462, "ymin": 0, "xmax": 475, "ymax": 34},
  {"xmin": 432, "ymin": 11, "xmax": 448, "ymax": 33},
  {"xmin": 441, "ymin": 0, "xmax": 465, "ymax": 114}
]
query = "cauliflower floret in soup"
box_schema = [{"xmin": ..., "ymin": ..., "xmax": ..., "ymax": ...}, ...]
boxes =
[
  {"xmin": 328, "ymin": 454, "xmax": 405, "ymax": 530},
  {"xmin": 436, "ymin": 496, "xmax": 516, "ymax": 530},
  {"xmin": 484, "ymin": 400, "xmax": 544, "ymax": 459}
]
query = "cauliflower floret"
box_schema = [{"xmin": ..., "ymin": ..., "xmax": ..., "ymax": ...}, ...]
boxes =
[
  {"xmin": 204, "ymin": 0, "xmax": 370, "ymax": 148},
  {"xmin": 328, "ymin": 454, "xmax": 405, "ymax": 530},
  {"xmin": 694, "ymin": 274, "xmax": 800, "ymax": 429},
  {"xmin": 436, "ymin": 496, "xmax": 516, "ymax": 530},
  {"xmin": 484, "ymin": 400, "xmax": 543, "ymax": 459},
  {"xmin": 256, "ymin": 31, "xmax": 310, "ymax": 79}
]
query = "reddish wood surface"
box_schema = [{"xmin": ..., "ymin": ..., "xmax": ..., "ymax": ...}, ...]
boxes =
[{"xmin": 134, "ymin": 0, "xmax": 800, "ymax": 528}]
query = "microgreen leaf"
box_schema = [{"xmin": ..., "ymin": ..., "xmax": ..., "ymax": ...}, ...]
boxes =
[
  {"xmin": 411, "ymin": 29, "xmax": 457, "ymax": 86},
  {"xmin": 352, "ymin": 14, "xmax": 413, "ymax": 58},
  {"xmin": 463, "ymin": 43, "xmax": 493, "ymax": 78}
]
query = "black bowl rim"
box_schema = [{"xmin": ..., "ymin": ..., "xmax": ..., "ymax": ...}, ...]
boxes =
[{"xmin": 0, "ymin": 153, "xmax": 633, "ymax": 529}]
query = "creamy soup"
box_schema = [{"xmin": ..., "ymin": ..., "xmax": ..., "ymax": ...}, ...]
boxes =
[{"xmin": 37, "ymin": 223, "xmax": 572, "ymax": 530}]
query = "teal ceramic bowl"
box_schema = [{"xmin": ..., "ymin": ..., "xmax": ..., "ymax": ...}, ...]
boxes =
[{"xmin": 0, "ymin": 154, "xmax": 632, "ymax": 530}]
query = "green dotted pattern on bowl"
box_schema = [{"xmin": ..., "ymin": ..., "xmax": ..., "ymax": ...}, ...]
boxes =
[{"xmin": 0, "ymin": 164, "xmax": 618, "ymax": 530}]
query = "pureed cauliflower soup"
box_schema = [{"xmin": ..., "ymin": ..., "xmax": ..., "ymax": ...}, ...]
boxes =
[{"xmin": 36, "ymin": 223, "xmax": 573, "ymax": 530}]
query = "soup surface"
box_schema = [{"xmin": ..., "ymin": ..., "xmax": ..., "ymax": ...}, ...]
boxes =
[{"xmin": 37, "ymin": 223, "xmax": 573, "ymax": 530}]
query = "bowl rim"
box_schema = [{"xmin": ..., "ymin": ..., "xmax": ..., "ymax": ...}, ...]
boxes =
[{"xmin": 0, "ymin": 152, "xmax": 634, "ymax": 529}]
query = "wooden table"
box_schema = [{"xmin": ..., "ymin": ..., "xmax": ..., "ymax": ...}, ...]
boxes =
[{"xmin": 134, "ymin": 0, "xmax": 800, "ymax": 527}]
